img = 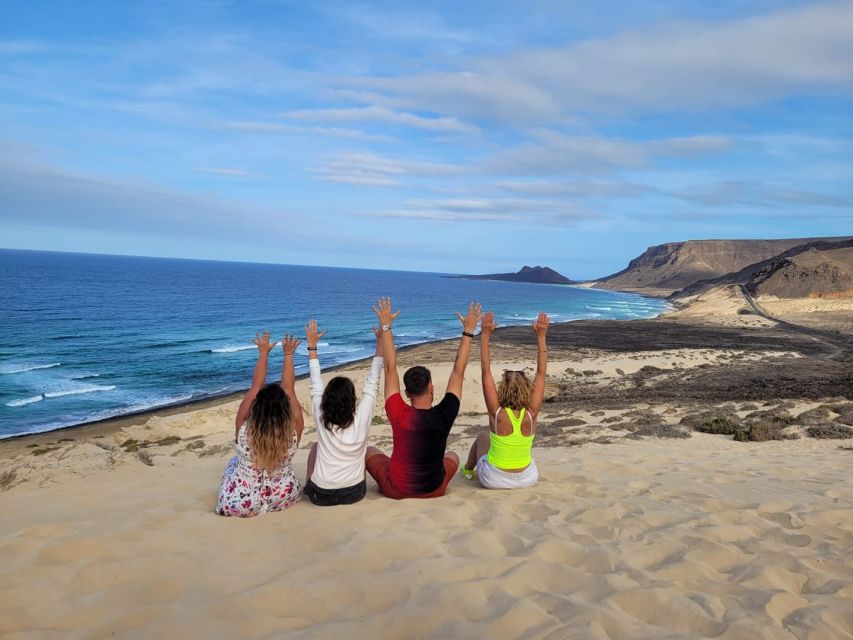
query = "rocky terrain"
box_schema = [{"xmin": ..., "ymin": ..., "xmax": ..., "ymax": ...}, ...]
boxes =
[
  {"xmin": 747, "ymin": 244, "xmax": 853, "ymax": 299},
  {"xmin": 593, "ymin": 237, "xmax": 847, "ymax": 296},
  {"xmin": 674, "ymin": 238, "xmax": 853, "ymax": 299}
]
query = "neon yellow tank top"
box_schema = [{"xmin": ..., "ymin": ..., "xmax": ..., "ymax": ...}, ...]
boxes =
[{"xmin": 487, "ymin": 407, "xmax": 534, "ymax": 470}]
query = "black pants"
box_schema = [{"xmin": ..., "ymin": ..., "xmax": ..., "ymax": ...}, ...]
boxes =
[{"xmin": 304, "ymin": 479, "xmax": 367, "ymax": 506}]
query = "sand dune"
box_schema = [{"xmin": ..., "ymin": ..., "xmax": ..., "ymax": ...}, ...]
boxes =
[
  {"xmin": 1, "ymin": 433, "xmax": 851, "ymax": 639},
  {"xmin": 2, "ymin": 340, "xmax": 852, "ymax": 638}
]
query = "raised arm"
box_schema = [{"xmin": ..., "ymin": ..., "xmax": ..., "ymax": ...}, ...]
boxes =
[
  {"xmin": 372, "ymin": 297, "xmax": 400, "ymax": 398},
  {"xmin": 305, "ymin": 319, "xmax": 327, "ymax": 427},
  {"xmin": 480, "ymin": 311, "xmax": 500, "ymax": 417},
  {"xmin": 235, "ymin": 331, "xmax": 278, "ymax": 438},
  {"xmin": 529, "ymin": 312, "xmax": 549, "ymax": 416},
  {"xmin": 355, "ymin": 328, "xmax": 385, "ymax": 432},
  {"xmin": 281, "ymin": 334, "xmax": 305, "ymax": 442},
  {"xmin": 446, "ymin": 302, "xmax": 482, "ymax": 400}
]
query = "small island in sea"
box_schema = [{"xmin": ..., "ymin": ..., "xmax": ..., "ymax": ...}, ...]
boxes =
[{"xmin": 448, "ymin": 265, "xmax": 577, "ymax": 285}]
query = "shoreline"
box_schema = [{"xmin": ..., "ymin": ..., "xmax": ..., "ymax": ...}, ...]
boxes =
[{"xmin": 1, "ymin": 294, "xmax": 669, "ymax": 442}]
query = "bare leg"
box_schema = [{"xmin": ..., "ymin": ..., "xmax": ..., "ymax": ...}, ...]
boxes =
[
  {"xmin": 464, "ymin": 431, "xmax": 490, "ymax": 470},
  {"xmin": 364, "ymin": 445, "xmax": 389, "ymax": 486},
  {"xmin": 306, "ymin": 441, "xmax": 318, "ymax": 485},
  {"xmin": 365, "ymin": 445, "xmax": 385, "ymax": 463}
]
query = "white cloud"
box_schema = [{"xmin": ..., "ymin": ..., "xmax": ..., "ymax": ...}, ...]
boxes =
[
  {"xmin": 327, "ymin": 4, "xmax": 478, "ymax": 45},
  {"xmin": 280, "ymin": 106, "xmax": 479, "ymax": 135},
  {"xmin": 0, "ymin": 158, "xmax": 305, "ymax": 238},
  {"xmin": 675, "ymin": 179, "xmax": 851, "ymax": 208},
  {"xmin": 0, "ymin": 39, "xmax": 45, "ymax": 54},
  {"xmin": 312, "ymin": 151, "xmax": 459, "ymax": 186},
  {"xmin": 340, "ymin": 2, "xmax": 853, "ymax": 122},
  {"xmin": 486, "ymin": 131, "xmax": 731, "ymax": 175},
  {"xmin": 219, "ymin": 121, "xmax": 288, "ymax": 132},
  {"xmin": 498, "ymin": 180, "xmax": 656, "ymax": 198},
  {"xmin": 219, "ymin": 120, "xmax": 393, "ymax": 141},
  {"xmin": 192, "ymin": 167, "xmax": 251, "ymax": 176},
  {"xmin": 361, "ymin": 196, "xmax": 596, "ymax": 223}
]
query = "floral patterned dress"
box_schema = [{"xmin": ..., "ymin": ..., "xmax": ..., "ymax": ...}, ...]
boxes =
[{"xmin": 216, "ymin": 424, "xmax": 302, "ymax": 517}]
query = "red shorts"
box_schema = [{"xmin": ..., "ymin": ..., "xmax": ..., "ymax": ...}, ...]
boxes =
[{"xmin": 366, "ymin": 453, "xmax": 458, "ymax": 500}]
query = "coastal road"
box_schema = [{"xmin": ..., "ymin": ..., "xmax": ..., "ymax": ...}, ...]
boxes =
[{"xmin": 738, "ymin": 285, "xmax": 853, "ymax": 356}]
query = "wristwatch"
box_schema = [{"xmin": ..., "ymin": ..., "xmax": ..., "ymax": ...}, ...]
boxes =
[{"xmin": 381, "ymin": 324, "xmax": 391, "ymax": 332}]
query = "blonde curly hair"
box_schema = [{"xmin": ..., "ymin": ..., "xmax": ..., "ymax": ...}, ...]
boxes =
[
  {"xmin": 497, "ymin": 370, "xmax": 534, "ymax": 411},
  {"xmin": 247, "ymin": 383, "xmax": 295, "ymax": 473}
]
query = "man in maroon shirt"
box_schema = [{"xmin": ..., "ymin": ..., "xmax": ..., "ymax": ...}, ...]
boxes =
[{"xmin": 365, "ymin": 297, "xmax": 482, "ymax": 499}]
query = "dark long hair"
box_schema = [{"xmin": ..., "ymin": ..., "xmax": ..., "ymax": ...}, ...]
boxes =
[
  {"xmin": 247, "ymin": 383, "xmax": 295, "ymax": 472},
  {"xmin": 320, "ymin": 376, "xmax": 357, "ymax": 431}
]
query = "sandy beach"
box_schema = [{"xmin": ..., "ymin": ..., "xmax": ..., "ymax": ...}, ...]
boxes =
[{"xmin": 2, "ymin": 304, "xmax": 852, "ymax": 639}]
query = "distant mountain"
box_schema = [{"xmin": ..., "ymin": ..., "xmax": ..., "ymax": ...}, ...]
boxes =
[
  {"xmin": 747, "ymin": 244, "xmax": 853, "ymax": 299},
  {"xmin": 593, "ymin": 237, "xmax": 850, "ymax": 296},
  {"xmin": 674, "ymin": 238, "xmax": 853, "ymax": 299},
  {"xmin": 452, "ymin": 265, "xmax": 577, "ymax": 285}
]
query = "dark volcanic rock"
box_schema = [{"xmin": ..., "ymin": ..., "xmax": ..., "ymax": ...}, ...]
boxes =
[
  {"xmin": 807, "ymin": 425, "xmax": 853, "ymax": 439},
  {"xmin": 453, "ymin": 265, "xmax": 576, "ymax": 285}
]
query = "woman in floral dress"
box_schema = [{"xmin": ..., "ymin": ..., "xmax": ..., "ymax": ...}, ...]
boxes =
[{"xmin": 216, "ymin": 331, "xmax": 304, "ymax": 517}]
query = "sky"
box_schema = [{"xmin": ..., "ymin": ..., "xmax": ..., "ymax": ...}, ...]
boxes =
[{"xmin": 1, "ymin": 1, "xmax": 852, "ymax": 278}]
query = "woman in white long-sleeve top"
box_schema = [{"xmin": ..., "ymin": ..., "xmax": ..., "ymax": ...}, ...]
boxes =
[{"xmin": 303, "ymin": 319, "xmax": 383, "ymax": 506}]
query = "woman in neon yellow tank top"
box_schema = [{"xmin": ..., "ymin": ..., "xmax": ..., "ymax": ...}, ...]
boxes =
[{"xmin": 462, "ymin": 311, "xmax": 548, "ymax": 489}]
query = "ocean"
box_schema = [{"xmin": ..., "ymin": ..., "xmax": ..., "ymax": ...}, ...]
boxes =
[{"xmin": 0, "ymin": 249, "xmax": 668, "ymax": 438}]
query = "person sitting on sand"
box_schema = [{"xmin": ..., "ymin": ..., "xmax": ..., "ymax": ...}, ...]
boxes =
[
  {"xmin": 365, "ymin": 297, "xmax": 482, "ymax": 499},
  {"xmin": 303, "ymin": 319, "xmax": 384, "ymax": 506},
  {"xmin": 461, "ymin": 311, "xmax": 548, "ymax": 489},
  {"xmin": 216, "ymin": 331, "xmax": 304, "ymax": 517}
]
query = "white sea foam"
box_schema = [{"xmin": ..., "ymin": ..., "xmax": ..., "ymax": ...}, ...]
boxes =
[
  {"xmin": 0, "ymin": 362, "xmax": 61, "ymax": 375},
  {"xmin": 6, "ymin": 395, "xmax": 45, "ymax": 407},
  {"xmin": 210, "ymin": 345, "xmax": 255, "ymax": 353},
  {"xmin": 323, "ymin": 346, "xmax": 364, "ymax": 354},
  {"xmin": 123, "ymin": 394, "xmax": 193, "ymax": 413},
  {"xmin": 43, "ymin": 385, "xmax": 116, "ymax": 398}
]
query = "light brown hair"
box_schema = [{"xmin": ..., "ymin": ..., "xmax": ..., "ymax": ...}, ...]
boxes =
[
  {"xmin": 247, "ymin": 383, "xmax": 295, "ymax": 473},
  {"xmin": 497, "ymin": 370, "xmax": 534, "ymax": 411}
]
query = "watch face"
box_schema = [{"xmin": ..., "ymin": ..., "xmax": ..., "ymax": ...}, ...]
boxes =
[{"xmin": 382, "ymin": 324, "xmax": 391, "ymax": 332}]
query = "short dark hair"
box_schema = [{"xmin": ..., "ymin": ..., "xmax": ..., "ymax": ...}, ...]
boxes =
[
  {"xmin": 320, "ymin": 376, "xmax": 357, "ymax": 430},
  {"xmin": 403, "ymin": 366, "xmax": 431, "ymax": 397}
]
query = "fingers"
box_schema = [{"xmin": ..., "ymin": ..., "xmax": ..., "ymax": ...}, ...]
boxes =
[
  {"xmin": 318, "ymin": 330, "xmax": 327, "ymax": 338},
  {"xmin": 392, "ymin": 310, "xmax": 401, "ymax": 320},
  {"xmin": 455, "ymin": 312, "xmax": 464, "ymax": 323}
]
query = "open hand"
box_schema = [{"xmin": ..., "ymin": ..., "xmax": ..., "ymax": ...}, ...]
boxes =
[
  {"xmin": 253, "ymin": 331, "xmax": 278, "ymax": 354},
  {"xmin": 455, "ymin": 302, "xmax": 483, "ymax": 334},
  {"xmin": 304, "ymin": 319, "xmax": 326, "ymax": 349},
  {"xmin": 533, "ymin": 312, "xmax": 549, "ymax": 337},
  {"xmin": 282, "ymin": 334, "xmax": 302, "ymax": 356},
  {"xmin": 481, "ymin": 311, "xmax": 497, "ymax": 336},
  {"xmin": 372, "ymin": 297, "xmax": 401, "ymax": 328}
]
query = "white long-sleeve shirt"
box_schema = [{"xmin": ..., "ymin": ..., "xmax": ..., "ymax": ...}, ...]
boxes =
[{"xmin": 308, "ymin": 356, "xmax": 383, "ymax": 489}]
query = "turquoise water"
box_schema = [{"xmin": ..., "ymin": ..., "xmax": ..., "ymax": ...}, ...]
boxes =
[{"xmin": 0, "ymin": 249, "xmax": 667, "ymax": 438}]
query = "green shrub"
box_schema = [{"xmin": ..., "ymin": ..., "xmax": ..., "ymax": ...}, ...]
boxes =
[{"xmin": 696, "ymin": 417, "xmax": 741, "ymax": 435}]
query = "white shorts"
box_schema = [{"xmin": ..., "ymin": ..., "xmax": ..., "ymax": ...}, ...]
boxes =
[{"xmin": 475, "ymin": 455, "xmax": 539, "ymax": 490}]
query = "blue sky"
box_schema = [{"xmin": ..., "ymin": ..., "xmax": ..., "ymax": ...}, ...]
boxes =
[{"xmin": 1, "ymin": 1, "xmax": 851, "ymax": 278}]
